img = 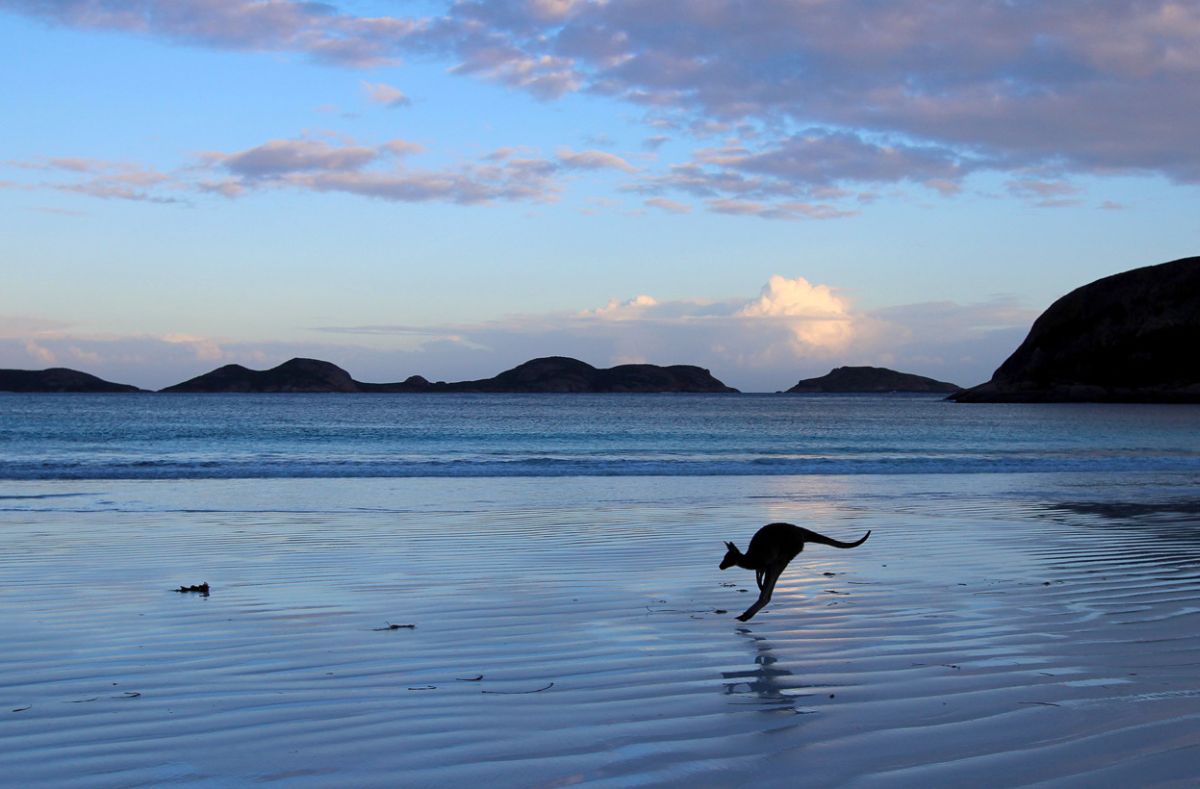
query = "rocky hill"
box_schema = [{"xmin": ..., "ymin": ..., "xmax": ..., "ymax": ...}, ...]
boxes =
[
  {"xmin": 417, "ymin": 357, "xmax": 737, "ymax": 393},
  {"xmin": 787, "ymin": 366, "xmax": 960, "ymax": 393},
  {"xmin": 164, "ymin": 356, "xmax": 738, "ymax": 394},
  {"xmin": 0, "ymin": 368, "xmax": 143, "ymax": 393},
  {"xmin": 161, "ymin": 358, "xmax": 358, "ymax": 393},
  {"xmin": 952, "ymin": 256, "xmax": 1200, "ymax": 402}
]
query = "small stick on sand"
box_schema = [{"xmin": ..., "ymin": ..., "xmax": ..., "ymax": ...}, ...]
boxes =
[{"xmin": 482, "ymin": 682, "xmax": 554, "ymax": 695}]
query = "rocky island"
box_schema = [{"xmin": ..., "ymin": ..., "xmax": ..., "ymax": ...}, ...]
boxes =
[
  {"xmin": 0, "ymin": 367, "xmax": 143, "ymax": 393},
  {"xmin": 787, "ymin": 366, "xmax": 960, "ymax": 394},
  {"xmin": 952, "ymin": 256, "xmax": 1200, "ymax": 403},
  {"xmin": 162, "ymin": 356, "xmax": 738, "ymax": 394},
  {"xmin": 161, "ymin": 358, "xmax": 359, "ymax": 393}
]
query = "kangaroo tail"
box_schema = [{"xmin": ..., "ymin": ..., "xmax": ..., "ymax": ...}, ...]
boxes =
[{"xmin": 803, "ymin": 528, "xmax": 871, "ymax": 549}]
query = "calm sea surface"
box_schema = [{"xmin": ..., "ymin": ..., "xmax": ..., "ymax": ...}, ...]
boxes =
[{"xmin": 2, "ymin": 393, "xmax": 1199, "ymax": 483}]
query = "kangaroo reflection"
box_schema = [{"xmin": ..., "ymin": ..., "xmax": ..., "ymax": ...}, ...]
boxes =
[{"xmin": 722, "ymin": 627, "xmax": 812, "ymax": 713}]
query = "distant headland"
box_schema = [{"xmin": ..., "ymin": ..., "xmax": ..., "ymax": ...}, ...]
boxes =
[
  {"xmin": 161, "ymin": 356, "xmax": 739, "ymax": 394},
  {"xmin": 0, "ymin": 368, "xmax": 144, "ymax": 393},
  {"xmin": 787, "ymin": 366, "xmax": 960, "ymax": 394},
  {"xmin": 952, "ymin": 256, "xmax": 1200, "ymax": 403}
]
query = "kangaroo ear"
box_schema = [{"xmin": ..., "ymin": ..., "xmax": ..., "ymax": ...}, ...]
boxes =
[{"xmin": 724, "ymin": 541, "xmax": 737, "ymax": 551}]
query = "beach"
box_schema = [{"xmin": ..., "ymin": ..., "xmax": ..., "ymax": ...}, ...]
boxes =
[{"xmin": 3, "ymin": 472, "xmax": 1199, "ymax": 787}]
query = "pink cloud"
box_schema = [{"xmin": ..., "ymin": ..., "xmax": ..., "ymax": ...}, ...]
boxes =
[
  {"xmin": 644, "ymin": 196, "xmax": 691, "ymax": 214},
  {"xmin": 362, "ymin": 81, "xmax": 411, "ymax": 108},
  {"xmin": 556, "ymin": 148, "xmax": 638, "ymax": 173},
  {"xmin": 2, "ymin": 138, "xmax": 564, "ymax": 207}
]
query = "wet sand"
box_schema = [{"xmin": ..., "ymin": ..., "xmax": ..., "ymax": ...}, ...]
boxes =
[{"xmin": 1, "ymin": 474, "xmax": 1199, "ymax": 787}]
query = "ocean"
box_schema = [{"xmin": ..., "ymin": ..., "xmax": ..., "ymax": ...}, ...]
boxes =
[
  {"xmin": 3, "ymin": 393, "xmax": 1199, "ymax": 786},
  {"xmin": 3, "ymin": 392, "xmax": 1199, "ymax": 483}
]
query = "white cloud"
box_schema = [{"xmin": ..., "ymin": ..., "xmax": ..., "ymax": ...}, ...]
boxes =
[
  {"xmin": 737, "ymin": 275, "xmax": 854, "ymax": 351},
  {"xmin": 586, "ymin": 294, "xmax": 660, "ymax": 319}
]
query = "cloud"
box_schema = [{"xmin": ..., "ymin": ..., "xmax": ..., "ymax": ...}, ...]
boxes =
[
  {"xmin": 23, "ymin": 340, "xmax": 57, "ymax": 365},
  {"xmin": 737, "ymin": 275, "xmax": 854, "ymax": 350},
  {"xmin": 585, "ymin": 294, "xmax": 660, "ymax": 319},
  {"xmin": 0, "ymin": 315, "xmax": 73, "ymax": 338},
  {"xmin": 3, "ymin": 137, "xmax": 563, "ymax": 207},
  {"xmin": 202, "ymin": 137, "xmax": 566, "ymax": 204},
  {"xmin": 644, "ymin": 196, "xmax": 690, "ymax": 214},
  {"xmin": 704, "ymin": 197, "xmax": 858, "ymax": 221},
  {"xmin": 2, "ymin": 156, "xmax": 182, "ymax": 203},
  {"xmin": 628, "ymin": 131, "xmax": 973, "ymax": 216},
  {"xmin": 556, "ymin": 147, "xmax": 638, "ymax": 173},
  {"xmin": 362, "ymin": 81, "xmax": 410, "ymax": 108},
  {"xmin": 12, "ymin": 1, "xmax": 1198, "ymax": 212},
  {"xmin": 161, "ymin": 332, "xmax": 225, "ymax": 361},
  {"xmin": 1005, "ymin": 176, "xmax": 1083, "ymax": 207},
  {"xmin": 212, "ymin": 138, "xmax": 384, "ymax": 178}
]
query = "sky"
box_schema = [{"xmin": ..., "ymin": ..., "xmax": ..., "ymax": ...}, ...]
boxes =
[{"xmin": 1, "ymin": 0, "xmax": 1197, "ymax": 392}]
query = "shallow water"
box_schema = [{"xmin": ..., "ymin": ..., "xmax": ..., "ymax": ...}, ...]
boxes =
[{"xmin": 2, "ymin": 473, "xmax": 1199, "ymax": 787}]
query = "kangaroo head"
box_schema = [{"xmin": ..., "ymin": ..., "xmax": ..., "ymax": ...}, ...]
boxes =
[{"xmin": 719, "ymin": 541, "xmax": 741, "ymax": 570}]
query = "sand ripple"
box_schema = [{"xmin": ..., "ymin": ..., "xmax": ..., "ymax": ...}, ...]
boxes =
[{"xmin": 1, "ymin": 475, "xmax": 1198, "ymax": 787}]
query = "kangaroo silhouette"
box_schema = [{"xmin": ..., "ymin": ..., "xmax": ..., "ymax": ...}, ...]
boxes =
[{"xmin": 720, "ymin": 522, "xmax": 871, "ymax": 621}]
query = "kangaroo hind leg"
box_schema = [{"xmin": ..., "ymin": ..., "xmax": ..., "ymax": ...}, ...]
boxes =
[{"xmin": 737, "ymin": 563, "xmax": 785, "ymax": 622}]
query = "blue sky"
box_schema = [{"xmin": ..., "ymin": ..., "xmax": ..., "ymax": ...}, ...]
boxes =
[{"xmin": 2, "ymin": 1, "xmax": 1197, "ymax": 391}]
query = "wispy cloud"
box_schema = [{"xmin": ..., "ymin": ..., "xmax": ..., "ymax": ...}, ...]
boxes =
[
  {"xmin": 644, "ymin": 196, "xmax": 690, "ymax": 214},
  {"xmin": 3, "ymin": 156, "xmax": 182, "ymax": 203},
  {"xmin": 1005, "ymin": 176, "xmax": 1083, "ymax": 207},
  {"xmin": 362, "ymin": 80, "xmax": 410, "ymax": 108},
  {"xmin": 556, "ymin": 147, "xmax": 638, "ymax": 173},
  {"xmin": 3, "ymin": 136, "xmax": 567, "ymax": 206}
]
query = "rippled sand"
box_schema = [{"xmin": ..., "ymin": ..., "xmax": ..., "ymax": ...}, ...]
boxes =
[{"xmin": 2, "ymin": 474, "xmax": 1198, "ymax": 787}]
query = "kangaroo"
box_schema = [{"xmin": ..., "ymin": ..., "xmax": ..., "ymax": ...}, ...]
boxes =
[{"xmin": 720, "ymin": 522, "xmax": 870, "ymax": 621}]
